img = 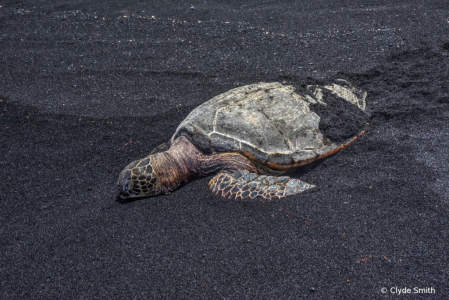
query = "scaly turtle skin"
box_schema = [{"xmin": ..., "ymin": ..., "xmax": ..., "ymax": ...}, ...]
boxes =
[{"xmin": 117, "ymin": 81, "xmax": 366, "ymax": 201}]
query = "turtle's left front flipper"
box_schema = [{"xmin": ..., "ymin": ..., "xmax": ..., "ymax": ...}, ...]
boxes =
[{"xmin": 209, "ymin": 170, "xmax": 314, "ymax": 201}]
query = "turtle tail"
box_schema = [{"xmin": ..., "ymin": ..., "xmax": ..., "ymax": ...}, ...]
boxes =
[{"xmin": 317, "ymin": 130, "xmax": 365, "ymax": 160}]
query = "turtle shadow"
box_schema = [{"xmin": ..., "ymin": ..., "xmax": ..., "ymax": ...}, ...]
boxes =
[
  {"xmin": 114, "ymin": 186, "xmax": 188, "ymax": 204},
  {"xmin": 283, "ymin": 154, "xmax": 335, "ymax": 179},
  {"xmin": 115, "ymin": 196, "xmax": 136, "ymax": 204},
  {"xmin": 115, "ymin": 194, "xmax": 153, "ymax": 204}
]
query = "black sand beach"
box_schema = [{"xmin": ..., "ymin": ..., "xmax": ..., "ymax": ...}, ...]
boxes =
[{"xmin": 1, "ymin": 0, "xmax": 448, "ymax": 298}]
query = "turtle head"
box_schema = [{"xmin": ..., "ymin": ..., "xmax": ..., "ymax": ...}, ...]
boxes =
[{"xmin": 117, "ymin": 156, "xmax": 160, "ymax": 200}]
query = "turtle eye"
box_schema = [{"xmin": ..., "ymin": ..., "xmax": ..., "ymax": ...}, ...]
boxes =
[{"xmin": 124, "ymin": 181, "xmax": 134, "ymax": 192}]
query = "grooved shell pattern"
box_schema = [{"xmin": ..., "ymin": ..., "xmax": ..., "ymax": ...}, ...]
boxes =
[{"xmin": 171, "ymin": 82, "xmax": 359, "ymax": 166}]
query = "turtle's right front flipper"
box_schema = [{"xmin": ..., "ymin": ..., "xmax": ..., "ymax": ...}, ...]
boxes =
[{"xmin": 209, "ymin": 170, "xmax": 314, "ymax": 201}]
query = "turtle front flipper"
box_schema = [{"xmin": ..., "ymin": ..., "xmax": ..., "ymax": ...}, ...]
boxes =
[{"xmin": 209, "ymin": 170, "xmax": 314, "ymax": 201}]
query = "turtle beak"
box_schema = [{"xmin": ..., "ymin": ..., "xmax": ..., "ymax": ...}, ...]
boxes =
[{"xmin": 117, "ymin": 181, "xmax": 131, "ymax": 199}]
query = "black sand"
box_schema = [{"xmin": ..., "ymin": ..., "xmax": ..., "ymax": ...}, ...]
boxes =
[{"xmin": 1, "ymin": 1, "xmax": 448, "ymax": 298}]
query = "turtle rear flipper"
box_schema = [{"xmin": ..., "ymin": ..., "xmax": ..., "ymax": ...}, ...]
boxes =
[{"xmin": 209, "ymin": 170, "xmax": 314, "ymax": 201}]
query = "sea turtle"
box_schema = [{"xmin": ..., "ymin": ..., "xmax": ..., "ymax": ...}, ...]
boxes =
[{"xmin": 117, "ymin": 81, "xmax": 366, "ymax": 201}]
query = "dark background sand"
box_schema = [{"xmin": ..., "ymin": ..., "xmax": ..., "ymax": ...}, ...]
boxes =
[{"xmin": 1, "ymin": 0, "xmax": 448, "ymax": 298}]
